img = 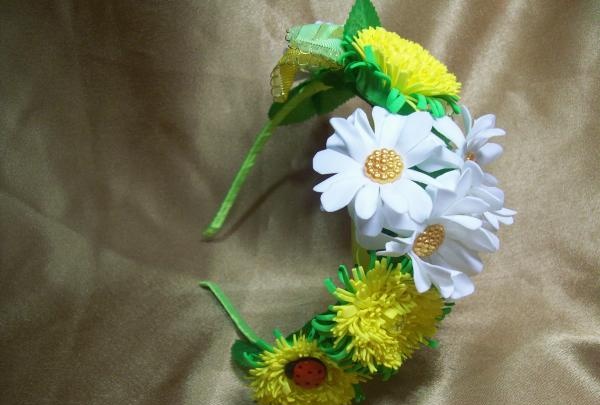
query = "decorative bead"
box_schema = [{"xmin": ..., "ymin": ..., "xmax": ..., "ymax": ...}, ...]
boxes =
[
  {"xmin": 285, "ymin": 357, "xmax": 327, "ymax": 389},
  {"xmin": 364, "ymin": 148, "xmax": 404, "ymax": 183},
  {"xmin": 413, "ymin": 224, "xmax": 446, "ymax": 257},
  {"xmin": 465, "ymin": 151, "xmax": 476, "ymax": 161}
]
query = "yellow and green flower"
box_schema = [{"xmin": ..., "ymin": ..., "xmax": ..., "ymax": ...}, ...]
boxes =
[
  {"xmin": 330, "ymin": 258, "xmax": 445, "ymax": 373},
  {"xmin": 248, "ymin": 334, "xmax": 364, "ymax": 405}
]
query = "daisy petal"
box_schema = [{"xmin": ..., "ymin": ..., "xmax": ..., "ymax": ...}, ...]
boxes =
[
  {"xmin": 471, "ymin": 114, "xmax": 496, "ymax": 134},
  {"xmin": 409, "ymin": 254, "xmax": 433, "ymax": 293},
  {"xmin": 430, "ymin": 188, "xmax": 456, "ymax": 218},
  {"xmin": 483, "ymin": 172, "xmax": 498, "ymax": 186},
  {"xmin": 396, "ymin": 180, "xmax": 433, "ymax": 222},
  {"xmin": 449, "ymin": 271, "xmax": 475, "ymax": 299},
  {"xmin": 446, "ymin": 196, "xmax": 490, "ymax": 215},
  {"xmin": 320, "ymin": 177, "xmax": 367, "ymax": 212},
  {"xmin": 461, "ymin": 105, "xmax": 473, "ymax": 134},
  {"xmin": 330, "ymin": 117, "xmax": 374, "ymax": 162},
  {"xmin": 476, "ymin": 127, "xmax": 506, "ymax": 140},
  {"xmin": 476, "ymin": 143, "xmax": 503, "ymax": 166},
  {"xmin": 497, "ymin": 207, "xmax": 517, "ymax": 216},
  {"xmin": 405, "ymin": 169, "xmax": 443, "ymax": 188},
  {"xmin": 435, "ymin": 170, "xmax": 460, "ymax": 191},
  {"xmin": 441, "ymin": 214, "xmax": 484, "ymax": 230},
  {"xmin": 313, "ymin": 171, "xmax": 361, "ymax": 193},
  {"xmin": 437, "ymin": 240, "xmax": 483, "ymax": 275},
  {"xmin": 372, "ymin": 106, "xmax": 390, "ymax": 143},
  {"xmin": 483, "ymin": 212, "xmax": 500, "ymax": 230},
  {"xmin": 382, "ymin": 205, "xmax": 419, "ymax": 232},
  {"xmin": 353, "ymin": 206, "xmax": 385, "ymax": 238},
  {"xmin": 380, "ymin": 240, "xmax": 411, "ymax": 257},
  {"xmin": 380, "ymin": 113, "xmax": 406, "ymax": 148},
  {"xmin": 497, "ymin": 215, "xmax": 514, "ymax": 226},
  {"xmin": 439, "ymin": 218, "xmax": 479, "ymax": 243},
  {"xmin": 417, "ymin": 258, "xmax": 455, "ymax": 298},
  {"xmin": 356, "ymin": 227, "xmax": 390, "ymax": 248},
  {"xmin": 354, "ymin": 183, "xmax": 380, "ymax": 220},
  {"xmin": 325, "ymin": 132, "xmax": 347, "ymax": 154},
  {"xmin": 403, "ymin": 137, "xmax": 442, "ymax": 168},
  {"xmin": 434, "ymin": 116, "xmax": 466, "ymax": 149},
  {"xmin": 418, "ymin": 146, "xmax": 464, "ymax": 171},
  {"xmin": 471, "ymin": 187, "xmax": 504, "ymax": 210},
  {"xmin": 458, "ymin": 228, "xmax": 500, "ymax": 253},
  {"xmin": 313, "ymin": 149, "xmax": 361, "ymax": 175},
  {"xmin": 381, "ymin": 182, "xmax": 409, "ymax": 215},
  {"xmin": 351, "ymin": 108, "xmax": 376, "ymax": 141},
  {"xmin": 395, "ymin": 111, "xmax": 433, "ymax": 154}
]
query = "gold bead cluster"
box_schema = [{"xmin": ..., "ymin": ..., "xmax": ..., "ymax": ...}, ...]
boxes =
[
  {"xmin": 364, "ymin": 148, "xmax": 403, "ymax": 184},
  {"xmin": 413, "ymin": 224, "xmax": 446, "ymax": 257},
  {"xmin": 465, "ymin": 151, "xmax": 476, "ymax": 161}
]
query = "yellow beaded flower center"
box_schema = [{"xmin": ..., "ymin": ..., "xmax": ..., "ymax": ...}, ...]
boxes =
[
  {"xmin": 465, "ymin": 151, "xmax": 476, "ymax": 161},
  {"xmin": 364, "ymin": 149, "xmax": 404, "ymax": 183},
  {"xmin": 413, "ymin": 224, "xmax": 446, "ymax": 257}
]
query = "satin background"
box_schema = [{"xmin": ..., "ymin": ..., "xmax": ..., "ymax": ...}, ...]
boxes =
[{"xmin": 1, "ymin": 1, "xmax": 599, "ymax": 404}]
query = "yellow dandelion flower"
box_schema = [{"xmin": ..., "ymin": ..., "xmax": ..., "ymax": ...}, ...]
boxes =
[
  {"xmin": 249, "ymin": 334, "xmax": 362, "ymax": 405},
  {"xmin": 352, "ymin": 26, "xmax": 461, "ymax": 98},
  {"xmin": 331, "ymin": 258, "xmax": 444, "ymax": 373}
]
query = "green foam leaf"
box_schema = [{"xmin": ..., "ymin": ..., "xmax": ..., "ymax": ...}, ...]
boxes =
[
  {"xmin": 343, "ymin": 0, "xmax": 381, "ymax": 40},
  {"xmin": 231, "ymin": 339, "xmax": 263, "ymax": 369}
]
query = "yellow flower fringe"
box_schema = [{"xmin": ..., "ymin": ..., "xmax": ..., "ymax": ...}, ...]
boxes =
[
  {"xmin": 353, "ymin": 27, "xmax": 461, "ymax": 97},
  {"xmin": 249, "ymin": 335, "xmax": 362, "ymax": 405},
  {"xmin": 332, "ymin": 259, "xmax": 444, "ymax": 373}
]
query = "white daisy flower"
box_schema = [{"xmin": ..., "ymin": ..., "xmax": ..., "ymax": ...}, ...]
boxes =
[
  {"xmin": 313, "ymin": 107, "xmax": 459, "ymax": 229},
  {"xmin": 460, "ymin": 106, "xmax": 506, "ymax": 181},
  {"xmin": 378, "ymin": 164, "xmax": 500, "ymax": 299},
  {"xmin": 438, "ymin": 161, "xmax": 516, "ymax": 232},
  {"xmin": 427, "ymin": 106, "xmax": 506, "ymax": 185}
]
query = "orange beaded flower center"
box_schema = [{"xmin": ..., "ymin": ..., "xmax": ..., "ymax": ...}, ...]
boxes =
[
  {"xmin": 364, "ymin": 148, "xmax": 404, "ymax": 184},
  {"xmin": 413, "ymin": 224, "xmax": 446, "ymax": 257}
]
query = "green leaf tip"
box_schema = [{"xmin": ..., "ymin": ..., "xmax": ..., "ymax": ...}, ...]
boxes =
[
  {"xmin": 344, "ymin": 0, "xmax": 382, "ymax": 40},
  {"xmin": 231, "ymin": 339, "xmax": 263, "ymax": 369}
]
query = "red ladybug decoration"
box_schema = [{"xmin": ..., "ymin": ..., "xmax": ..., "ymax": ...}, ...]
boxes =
[{"xmin": 285, "ymin": 357, "xmax": 327, "ymax": 389}]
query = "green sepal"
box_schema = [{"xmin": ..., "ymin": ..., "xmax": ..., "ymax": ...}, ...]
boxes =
[
  {"xmin": 426, "ymin": 338, "xmax": 440, "ymax": 349},
  {"xmin": 353, "ymin": 384, "xmax": 367, "ymax": 403},
  {"xmin": 268, "ymin": 78, "xmax": 354, "ymax": 126},
  {"xmin": 231, "ymin": 339, "xmax": 263, "ymax": 369},
  {"xmin": 324, "ymin": 278, "xmax": 338, "ymax": 294},
  {"xmin": 344, "ymin": 0, "xmax": 381, "ymax": 40},
  {"xmin": 311, "ymin": 318, "xmax": 334, "ymax": 333},
  {"xmin": 379, "ymin": 366, "xmax": 398, "ymax": 381},
  {"xmin": 337, "ymin": 265, "xmax": 355, "ymax": 292},
  {"xmin": 438, "ymin": 301, "xmax": 455, "ymax": 320},
  {"xmin": 386, "ymin": 88, "xmax": 406, "ymax": 113},
  {"xmin": 415, "ymin": 93, "xmax": 428, "ymax": 110}
]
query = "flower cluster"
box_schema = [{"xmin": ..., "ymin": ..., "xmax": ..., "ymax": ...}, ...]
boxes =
[
  {"xmin": 313, "ymin": 106, "xmax": 514, "ymax": 299},
  {"xmin": 232, "ymin": 257, "xmax": 450, "ymax": 405},
  {"xmin": 330, "ymin": 258, "xmax": 445, "ymax": 372},
  {"xmin": 202, "ymin": 1, "xmax": 515, "ymax": 404}
]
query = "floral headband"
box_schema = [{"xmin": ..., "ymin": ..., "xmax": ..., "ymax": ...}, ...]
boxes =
[{"xmin": 201, "ymin": 1, "xmax": 515, "ymax": 404}]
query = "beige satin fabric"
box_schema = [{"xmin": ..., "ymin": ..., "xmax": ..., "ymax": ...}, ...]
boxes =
[{"xmin": 1, "ymin": 1, "xmax": 599, "ymax": 404}]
